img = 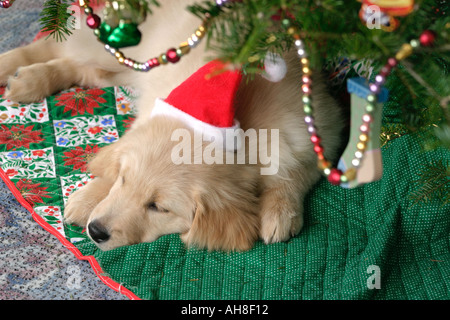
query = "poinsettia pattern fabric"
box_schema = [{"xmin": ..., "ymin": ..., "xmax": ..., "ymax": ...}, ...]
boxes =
[{"xmin": 0, "ymin": 86, "xmax": 138, "ymax": 244}]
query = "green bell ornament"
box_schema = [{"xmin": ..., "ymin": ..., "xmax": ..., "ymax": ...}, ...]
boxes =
[{"xmin": 98, "ymin": 0, "xmax": 147, "ymax": 48}]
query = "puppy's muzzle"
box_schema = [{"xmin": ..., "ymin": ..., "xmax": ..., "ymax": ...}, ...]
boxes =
[{"xmin": 88, "ymin": 220, "xmax": 110, "ymax": 244}]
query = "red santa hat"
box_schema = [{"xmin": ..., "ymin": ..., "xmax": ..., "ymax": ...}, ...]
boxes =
[{"xmin": 151, "ymin": 60, "xmax": 243, "ymax": 151}]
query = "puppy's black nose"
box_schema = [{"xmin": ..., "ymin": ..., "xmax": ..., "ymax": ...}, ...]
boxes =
[{"xmin": 88, "ymin": 220, "xmax": 110, "ymax": 243}]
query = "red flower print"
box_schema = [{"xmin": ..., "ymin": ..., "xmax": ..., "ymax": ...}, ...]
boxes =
[
  {"xmin": 16, "ymin": 179, "xmax": 51, "ymax": 207},
  {"xmin": 88, "ymin": 126, "xmax": 103, "ymax": 134},
  {"xmin": 5, "ymin": 168, "xmax": 18, "ymax": 177},
  {"xmin": 123, "ymin": 117, "xmax": 136, "ymax": 130},
  {"xmin": 0, "ymin": 124, "xmax": 44, "ymax": 150},
  {"xmin": 62, "ymin": 144, "xmax": 100, "ymax": 172},
  {"xmin": 32, "ymin": 150, "xmax": 45, "ymax": 157},
  {"xmin": 54, "ymin": 88, "xmax": 106, "ymax": 117}
]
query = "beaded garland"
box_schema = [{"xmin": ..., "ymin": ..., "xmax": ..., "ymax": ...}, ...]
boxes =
[
  {"xmin": 0, "ymin": 0, "xmax": 15, "ymax": 9},
  {"xmin": 288, "ymin": 22, "xmax": 435, "ymax": 185},
  {"xmin": 79, "ymin": 0, "xmax": 229, "ymax": 72}
]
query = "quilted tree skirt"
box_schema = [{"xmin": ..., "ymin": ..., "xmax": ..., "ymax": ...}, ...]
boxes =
[{"xmin": 0, "ymin": 84, "xmax": 449, "ymax": 300}]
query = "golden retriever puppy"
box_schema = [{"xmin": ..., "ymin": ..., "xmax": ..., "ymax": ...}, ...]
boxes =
[{"xmin": 0, "ymin": 0, "xmax": 344, "ymax": 251}]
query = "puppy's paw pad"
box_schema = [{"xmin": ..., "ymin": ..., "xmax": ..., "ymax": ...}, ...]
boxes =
[{"xmin": 0, "ymin": 51, "xmax": 26, "ymax": 85}]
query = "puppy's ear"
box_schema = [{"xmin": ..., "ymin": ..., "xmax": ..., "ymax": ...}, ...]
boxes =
[
  {"xmin": 181, "ymin": 192, "xmax": 260, "ymax": 252},
  {"xmin": 87, "ymin": 140, "xmax": 124, "ymax": 182}
]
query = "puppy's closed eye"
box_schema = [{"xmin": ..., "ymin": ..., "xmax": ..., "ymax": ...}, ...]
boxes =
[{"xmin": 147, "ymin": 201, "xmax": 169, "ymax": 213}]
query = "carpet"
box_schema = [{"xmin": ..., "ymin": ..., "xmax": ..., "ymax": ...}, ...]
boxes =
[
  {"xmin": 0, "ymin": 0, "xmax": 127, "ymax": 300},
  {"xmin": 0, "ymin": 85, "xmax": 140, "ymax": 299}
]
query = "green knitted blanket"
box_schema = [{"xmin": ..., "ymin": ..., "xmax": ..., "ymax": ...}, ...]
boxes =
[{"xmin": 0, "ymin": 85, "xmax": 448, "ymax": 300}]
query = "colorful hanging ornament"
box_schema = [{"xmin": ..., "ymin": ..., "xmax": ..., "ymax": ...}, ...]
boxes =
[
  {"xmin": 0, "ymin": 0, "xmax": 15, "ymax": 8},
  {"xmin": 337, "ymin": 77, "xmax": 388, "ymax": 188},
  {"xmin": 419, "ymin": 30, "xmax": 437, "ymax": 47},
  {"xmin": 359, "ymin": 0, "xmax": 415, "ymax": 31},
  {"xmin": 97, "ymin": 0, "xmax": 147, "ymax": 48},
  {"xmin": 79, "ymin": 0, "xmax": 229, "ymax": 72},
  {"xmin": 262, "ymin": 52, "xmax": 287, "ymax": 83}
]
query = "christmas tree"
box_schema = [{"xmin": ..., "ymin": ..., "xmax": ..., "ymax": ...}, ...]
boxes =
[{"xmin": 15, "ymin": 0, "xmax": 450, "ymax": 203}]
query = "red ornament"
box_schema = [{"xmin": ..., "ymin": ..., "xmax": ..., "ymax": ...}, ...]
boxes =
[
  {"xmin": 86, "ymin": 14, "xmax": 101, "ymax": 29},
  {"xmin": 379, "ymin": 64, "xmax": 392, "ymax": 77},
  {"xmin": 387, "ymin": 57, "xmax": 398, "ymax": 68},
  {"xmin": 313, "ymin": 144, "xmax": 324, "ymax": 154},
  {"xmin": 328, "ymin": 168, "xmax": 343, "ymax": 185},
  {"xmin": 1, "ymin": 1, "xmax": 11, "ymax": 8},
  {"xmin": 148, "ymin": 58, "xmax": 160, "ymax": 67},
  {"xmin": 310, "ymin": 134, "xmax": 321, "ymax": 144},
  {"xmin": 419, "ymin": 30, "xmax": 436, "ymax": 47},
  {"xmin": 166, "ymin": 48, "xmax": 180, "ymax": 63}
]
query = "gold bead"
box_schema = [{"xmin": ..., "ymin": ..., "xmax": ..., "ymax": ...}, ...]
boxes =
[
  {"xmin": 115, "ymin": 51, "xmax": 123, "ymax": 59},
  {"xmin": 301, "ymin": 58, "xmax": 309, "ymax": 65},
  {"xmin": 357, "ymin": 142, "xmax": 366, "ymax": 151},
  {"xmin": 287, "ymin": 27, "xmax": 296, "ymax": 35},
  {"xmin": 344, "ymin": 168, "xmax": 357, "ymax": 181},
  {"xmin": 118, "ymin": 57, "xmax": 125, "ymax": 64},
  {"xmin": 179, "ymin": 41, "xmax": 191, "ymax": 55},
  {"xmin": 395, "ymin": 43, "xmax": 413, "ymax": 61},
  {"xmin": 195, "ymin": 29, "xmax": 205, "ymax": 39},
  {"xmin": 359, "ymin": 133, "xmax": 368, "ymax": 142},
  {"xmin": 302, "ymin": 67, "xmax": 310, "ymax": 74},
  {"xmin": 318, "ymin": 159, "xmax": 331, "ymax": 170},
  {"xmin": 158, "ymin": 54, "xmax": 168, "ymax": 65}
]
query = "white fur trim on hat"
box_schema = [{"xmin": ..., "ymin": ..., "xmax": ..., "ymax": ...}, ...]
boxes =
[{"xmin": 151, "ymin": 98, "xmax": 243, "ymax": 152}]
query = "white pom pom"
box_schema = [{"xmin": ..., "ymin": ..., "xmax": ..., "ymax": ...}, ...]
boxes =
[{"xmin": 262, "ymin": 52, "xmax": 287, "ymax": 82}]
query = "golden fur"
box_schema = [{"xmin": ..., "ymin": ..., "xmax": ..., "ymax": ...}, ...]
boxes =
[{"xmin": 0, "ymin": 0, "xmax": 344, "ymax": 251}]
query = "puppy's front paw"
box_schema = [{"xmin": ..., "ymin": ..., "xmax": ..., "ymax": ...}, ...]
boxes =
[
  {"xmin": 0, "ymin": 50, "xmax": 26, "ymax": 86},
  {"xmin": 5, "ymin": 65, "xmax": 50, "ymax": 103},
  {"xmin": 259, "ymin": 195, "xmax": 304, "ymax": 244},
  {"xmin": 64, "ymin": 189, "xmax": 93, "ymax": 227}
]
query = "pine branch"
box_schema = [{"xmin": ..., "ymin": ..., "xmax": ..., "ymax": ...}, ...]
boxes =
[
  {"xmin": 39, "ymin": 0, "xmax": 74, "ymax": 41},
  {"xmin": 39, "ymin": 1, "xmax": 159, "ymax": 41},
  {"xmin": 408, "ymin": 159, "xmax": 450, "ymax": 207}
]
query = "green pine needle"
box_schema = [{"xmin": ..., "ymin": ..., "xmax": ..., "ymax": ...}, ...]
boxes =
[
  {"xmin": 408, "ymin": 159, "xmax": 450, "ymax": 207},
  {"xmin": 39, "ymin": 0, "xmax": 74, "ymax": 42}
]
